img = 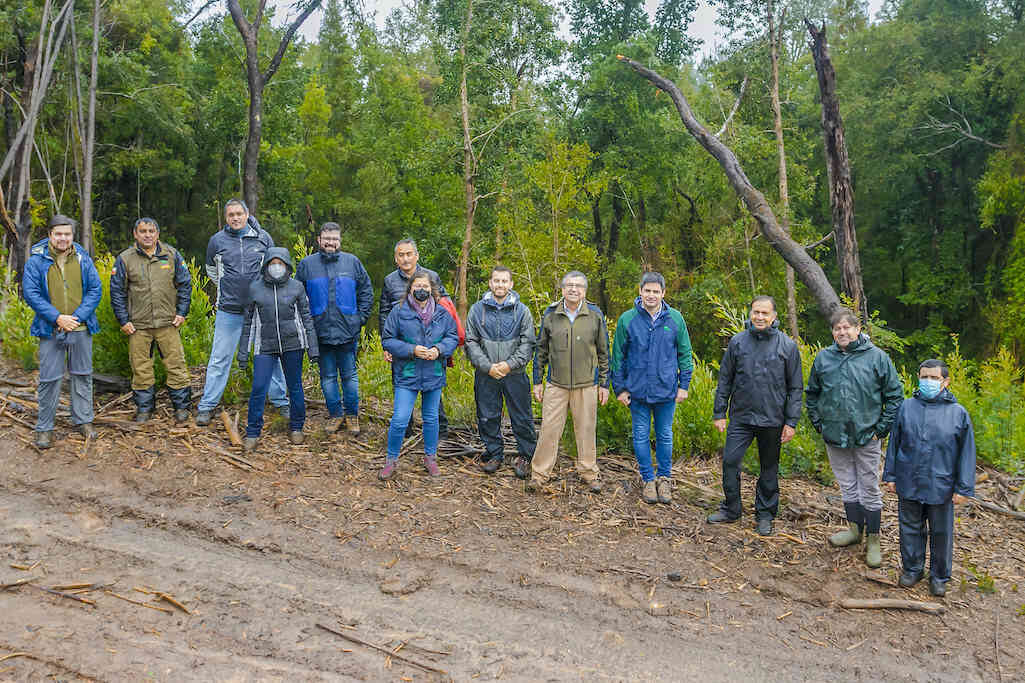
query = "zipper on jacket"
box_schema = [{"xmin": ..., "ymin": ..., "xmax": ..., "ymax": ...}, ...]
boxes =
[{"xmin": 273, "ymin": 283, "xmax": 284, "ymax": 353}]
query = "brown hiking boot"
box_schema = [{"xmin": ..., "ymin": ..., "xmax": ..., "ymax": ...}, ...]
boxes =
[
  {"xmin": 289, "ymin": 430, "xmax": 304, "ymax": 445},
  {"xmin": 346, "ymin": 415, "xmax": 361, "ymax": 436},
  {"xmin": 642, "ymin": 480, "xmax": 658, "ymax": 504},
  {"xmin": 656, "ymin": 477, "xmax": 672, "ymax": 504}
]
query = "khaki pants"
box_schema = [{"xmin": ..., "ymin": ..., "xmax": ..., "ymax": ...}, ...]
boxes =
[
  {"xmin": 128, "ymin": 325, "xmax": 189, "ymax": 390},
  {"xmin": 531, "ymin": 384, "xmax": 599, "ymax": 484}
]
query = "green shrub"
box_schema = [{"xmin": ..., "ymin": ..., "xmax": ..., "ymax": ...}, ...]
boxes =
[{"xmin": 0, "ymin": 287, "xmax": 39, "ymax": 370}]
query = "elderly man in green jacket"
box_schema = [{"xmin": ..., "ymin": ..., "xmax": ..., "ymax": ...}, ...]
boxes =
[
  {"xmin": 806, "ymin": 308, "xmax": 904, "ymax": 568},
  {"xmin": 529, "ymin": 270, "xmax": 610, "ymax": 493}
]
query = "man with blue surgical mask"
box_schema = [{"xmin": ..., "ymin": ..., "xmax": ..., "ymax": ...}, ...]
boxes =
[{"xmin": 883, "ymin": 359, "xmax": 976, "ymax": 598}]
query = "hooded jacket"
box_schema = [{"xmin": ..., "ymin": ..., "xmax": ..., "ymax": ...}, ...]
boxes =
[
  {"xmin": 379, "ymin": 266, "xmax": 448, "ymax": 333},
  {"xmin": 382, "ymin": 297, "xmax": 459, "ymax": 392},
  {"xmin": 110, "ymin": 241, "xmax": 191, "ymax": 329},
  {"xmin": 611, "ymin": 298, "xmax": 693, "ymax": 404},
  {"xmin": 205, "ymin": 215, "xmax": 274, "ymax": 314},
  {"xmin": 22, "ymin": 238, "xmax": 102, "ymax": 338},
  {"xmin": 712, "ymin": 319, "xmax": 803, "ymax": 427},
  {"xmin": 237, "ymin": 247, "xmax": 318, "ymax": 364},
  {"xmin": 533, "ymin": 299, "xmax": 610, "ymax": 390},
  {"xmin": 464, "ymin": 290, "xmax": 535, "ymax": 374},
  {"xmin": 805, "ymin": 333, "xmax": 904, "ymax": 448},
  {"xmin": 883, "ymin": 389, "xmax": 976, "ymax": 505},
  {"xmin": 296, "ymin": 249, "xmax": 373, "ymax": 346}
]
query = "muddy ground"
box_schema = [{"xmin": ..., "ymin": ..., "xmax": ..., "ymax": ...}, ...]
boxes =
[{"xmin": 1, "ymin": 382, "xmax": 1023, "ymax": 682}]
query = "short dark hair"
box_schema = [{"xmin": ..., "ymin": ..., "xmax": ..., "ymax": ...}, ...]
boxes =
[
  {"xmin": 919, "ymin": 359, "xmax": 950, "ymax": 378},
  {"xmin": 639, "ymin": 271, "xmax": 666, "ymax": 290},
  {"xmin": 829, "ymin": 307, "xmax": 859, "ymax": 328},
  {"xmin": 134, "ymin": 217, "xmax": 159, "ymax": 231},
  {"xmin": 561, "ymin": 270, "xmax": 588, "ymax": 288},
  {"xmin": 491, "ymin": 265, "xmax": 512, "ymax": 278},
  {"xmin": 395, "ymin": 238, "xmax": 418, "ymax": 252},
  {"xmin": 320, "ymin": 221, "xmax": 342, "ymax": 236},
  {"xmin": 751, "ymin": 295, "xmax": 776, "ymax": 311},
  {"xmin": 404, "ymin": 270, "xmax": 440, "ymax": 301},
  {"xmin": 48, "ymin": 214, "xmax": 76, "ymax": 231},
  {"xmin": 224, "ymin": 198, "xmax": 248, "ymax": 214}
]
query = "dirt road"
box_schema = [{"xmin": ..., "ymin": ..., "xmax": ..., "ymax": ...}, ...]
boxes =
[{"xmin": 1, "ymin": 411, "xmax": 1022, "ymax": 682}]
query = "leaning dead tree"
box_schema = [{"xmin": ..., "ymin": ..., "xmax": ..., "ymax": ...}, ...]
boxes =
[
  {"xmin": 226, "ymin": 0, "xmax": 322, "ymax": 215},
  {"xmin": 806, "ymin": 21, "xmax": 868, "ymax": 324},
  {"xmin": 617, "ymin": 55, "xmax": 842, "ymax": 319}
]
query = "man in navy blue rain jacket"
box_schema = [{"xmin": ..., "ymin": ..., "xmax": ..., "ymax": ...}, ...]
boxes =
[
  {"xmin": 883, "ymin": 359, "xmax": 976, "ymax": 598},
  {"xmin": 296, "ymin": 222, "xmax": 373, "ymax": 436}
]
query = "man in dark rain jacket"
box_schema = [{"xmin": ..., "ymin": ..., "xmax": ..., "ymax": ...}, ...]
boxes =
[
  {"xmin": 884, "ymin": 359, "xmax": 975, "ymax": 597},
  {"xmin": 708, "ymin": 295, "xmax": 802, "ymax": 535},
  {"xmin": 806, "ymin": 308, "xmax": 904, "ymax": 568}
]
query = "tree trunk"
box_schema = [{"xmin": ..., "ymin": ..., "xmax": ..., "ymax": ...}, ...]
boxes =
[
  {"xmin": 454, "ymin": 0, "xmax": 475, "ymax": 321},
  {"xmin": 80, "ymin": 0, "xmax": 100, "ymax": 254},
  {"xmin": 806, "ymin": 21, "xmax": 868, "ymax": 323},
  {"xmin": 768, "ymin": 1, "xmax": 800, "ymax": 338},
  {"xmin": 617, "ymin": 56, "xmax": 842, "ymax": 320}
]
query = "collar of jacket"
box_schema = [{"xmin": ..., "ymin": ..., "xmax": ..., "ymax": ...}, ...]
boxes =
[
  {"xmin": 745, "ymin": 318, "xmax": 779, "ymax": 340},
  {"xmin": 31, "ymin": 238, "xmax": 84, "ymax": 262},
  {"xmin": 913, "ymin": 388, "xmax": 956, "ymax": 404},
  {"xmin": 319, "ymin": 249, "xmax": 340, "ymax": 262},
  {"xmin": 633, "ymin": 296, "xmax": 666, "ymax": 321},
  {"xmin": 482, "ymin": 290, "xmax": 519, "ymax": 309},
  {"xmin": 834, "ymin": 332, "xmax": 870, "ymax": 354},
  {"xmin": 554, "ymin": 298, "xmax": 591, "ymax": 317},
  {"xmin": 222, "ymin": 223, "xmax": 258, "ymax": 239},
  {"xmin": 398, "ymin": 266, "xmax": 429, "ymax": 282},
  {"xmin": 134, "ymin": 241, "xmax": 167, "ymax": 259}
]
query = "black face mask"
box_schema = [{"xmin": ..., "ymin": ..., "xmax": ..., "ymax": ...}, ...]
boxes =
[{"xmin": 412, "ymin": 289, "xmax": 431, "ymax": 302}]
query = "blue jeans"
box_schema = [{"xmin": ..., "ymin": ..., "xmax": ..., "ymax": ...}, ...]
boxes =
[
  {"xmin": 630, "ymin": 400, "xmax": 677, "ymax": 481},
  {"xmin": 198, "ymin": 310, "xmax": 287, "ymax": 411},
  {"xmin": 318, "ymin": 342, "xmax": 359, "ymax": 417},
  {"xmin": 246, "ymin": 350, "xmax": 306, "ymax": 436},
  {"xmin": 386, "ymin": 387, "xmax": 441, "ymax": 460}
]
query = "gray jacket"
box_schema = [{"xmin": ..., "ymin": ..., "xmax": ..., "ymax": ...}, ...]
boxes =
[
  {"xmin": 238, "ymin": 247, "xmax": 319, "ymax": 364},
  {"xmin": 465, "ymin": 290, "xmax": 535, "ymax": 374}
]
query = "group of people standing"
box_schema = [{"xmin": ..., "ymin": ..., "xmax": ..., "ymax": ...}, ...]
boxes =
[{"xmin": 21, "ymin": 205, "xmax": 976, "ymax": 596}]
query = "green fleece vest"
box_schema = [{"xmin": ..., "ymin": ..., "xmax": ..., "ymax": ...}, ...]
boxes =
[{"xmin": 46, "ymin": 245, "xmax": 85, "ymax": 331}]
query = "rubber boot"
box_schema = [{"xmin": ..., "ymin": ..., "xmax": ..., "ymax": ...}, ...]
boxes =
[
  {"xmin": 829, "ymin": 501, "xmax": 864, "ymax": 547},
  {"xmin": 133, "ymin": 385, "xmax": 156, "ymax": 423},
  {"xmin": 863, "ymin": 507, "xmax": 882, "ymax": 568},
  {"xmin": 168, "ymin": 386, "xmax": 192, "ymax": 423}
]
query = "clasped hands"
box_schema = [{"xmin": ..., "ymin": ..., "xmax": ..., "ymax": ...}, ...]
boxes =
[
  {"xmin": 413, "ymin": 345, "xmax": 440, "ymax": 361},
  {"xmin": 56, "ymin": 313, "xmax": 80, "ymax": 332}
]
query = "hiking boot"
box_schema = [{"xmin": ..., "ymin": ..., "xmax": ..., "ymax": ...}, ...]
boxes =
[
  {"xmin": 289, "ymin": 430, "xmax": 304, "ymax": 445},
  {"xmin": 707, "ymin": 509, "xmax": 740, "ymax": 524},
  {"xmin": 482, "ymin": 457, "xmax": 503, "ymax": 474},
  {"xmin": 195, "ymin": 410, "xmax": 213, "ymax": 426},
  {"xmin": 656, "ymin": 477, "xmax": 672, "ymax": 504},
  {"xmin": 243, "ymin": 437, "xmax": 258, "ymax": 452},
  {"xmin": 134, "ymin": 410, "xmax": 153, "ymax": 423},
  {"xmin": 168, "ymin": 386, "xmax": 192, "ymax": 423},
  {"xmin": 899, "ymin": 570, "xmax": 924, "ymax": 588},
  {"xmin": 423, "ymin": 456, "xmax": 441, "ymax": 477},
  {"xmin": 328, "ymin": 416, "xmax": 346, "ymax": 433},
  {"xmin": 586, "ymin": 478, "xmax": 602, "ymax": 493},
  {"xmin": 174, "ymin": 408, "xmax": 190, "ymax": 423},
  {"xmin": 276, "ymin": 404, "xmax": 290, "ymax": 419},
  {"xmin": 929, "ymin": 578, "xmax": 947, "ymax": 597},
  {"xmin": 133, "ymin": 386, "xmax": 156, "ymax": 424},
  {"xmin": 756, "ymin": 517, "xmax": 774, "ymax": 536},
  {"xmin": 865, "ymin": 533, "xmax": 882, "ymax": 568},
  {"xmin": 642, "ymin": 480, "xmax": 658, "ymax": 504},
  {"xmin": 34, "ymin": 430, "xmax": 53, "ymax": 449},
  {"xmin": 525, "ymin": 478, "xmax": 542, "ymax": 493},
  {"xmin": 346, "ymin": 415, "xmax": 361, "ymax": 436},
  {"xmin": 379, "ymin": 460, "xmax": 398, "ymax": 480},
  {"xmin": 76, "ymin": 423, "xmax": 98, "ymax": 439},
  {"xmin": 513, "ymin": 456, "xmax": 531, "ymax": 480}
]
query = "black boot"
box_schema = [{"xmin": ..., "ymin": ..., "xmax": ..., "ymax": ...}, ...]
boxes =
[
  {"xmin": 168, "ymin": 386, "xmax": 192, "ymax": 423},
  {"xmin": 133, "ymin": 386, "xmax": 156, "ymax": 423}
]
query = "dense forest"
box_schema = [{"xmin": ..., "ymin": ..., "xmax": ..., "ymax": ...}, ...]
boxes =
[{"xmin": 2, "ymin": 0, "xmax": 1024, "ymax": 369}]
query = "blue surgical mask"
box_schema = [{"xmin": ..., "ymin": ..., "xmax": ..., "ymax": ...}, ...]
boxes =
[
  {"xmin": 267, "ymin": 263, "xmax": 287, "ymax": 280},
  {"xmin": 918, "ymin": 378, "xmax": 943, "ymax": 399}
]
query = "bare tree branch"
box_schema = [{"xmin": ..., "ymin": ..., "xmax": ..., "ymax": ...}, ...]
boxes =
[
  {"xmin": 915, "ymin": 96, "xmax": 1007, "ymax": 155},
  {"xmin": 716, "ymin": 76, "xmax": 748, "ymax": 138},
  {"xmin": 184, "ymin": 0, "xmax": 219, "ymax": 28},
  {"xmin": 263, "ymin": 0, "xmax": 322, "ymax": 84}
]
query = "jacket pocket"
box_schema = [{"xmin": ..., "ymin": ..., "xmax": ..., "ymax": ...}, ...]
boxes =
[{"xmin": 334, "ymin": 276, "xmax": 358, "ymax": 315}]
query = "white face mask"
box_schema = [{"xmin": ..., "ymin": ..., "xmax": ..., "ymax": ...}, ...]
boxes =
[{"xmin": 267, "ymin": 263, "xmax": 287, "ymax": 280}]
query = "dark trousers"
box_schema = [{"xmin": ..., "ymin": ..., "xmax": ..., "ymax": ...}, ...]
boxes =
[
  {"xmin": 898, "ymin": 498, "xmax": 954, "ymax": 583},
  {"xmin": 721, "ymin": 421, "xmax": 782, "ymax": 519},
  {"xmin": 474, "ymin": 371, "xmax": 537, "ymax": 462},
  {"xmin": 247, "ymin": 350, "xmax": 305, "ymax": 437},
  {"xmin": 393, "ymin": 368, "xmax": 448, "ymax": 436}
]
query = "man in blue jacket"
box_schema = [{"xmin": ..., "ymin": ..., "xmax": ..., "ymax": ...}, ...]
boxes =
[
  {"xmin": 884, "ymin": 359, "xmax": 976, "ymax": 597},
  {"xmin": 195, "ymin": 199, "xmax": 289, "ymax": 425},
  {"xmin": 611, "ymin": 272, "xmax": 693, "ymax": 505},
  {"xmin": 296, "ymin": 222, "xmax": 373, "ymax": 435},
  {"xmin": 708, "ymin": 295, "xmax": 803, "ymax": 535},
  {"xmin": 22, "ymin": 215, "xmax": 102, "ymax": 448}
]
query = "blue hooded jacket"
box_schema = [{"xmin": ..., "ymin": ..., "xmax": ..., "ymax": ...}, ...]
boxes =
[
  {"xmin": 610, "ymin": 297, "xmax": 693, "ymax": 404},
  {"xmin": 883, "ymin": 389, "xmax": 976, "ymax": 505},
  {"xmin": 295, "ymin": 249, "xmax": 373, "ymax": 346},
  {"xmin": 382, "ymin": 298, "xmax": 459, "ymax": 392},
  {"xmin": 22, "ymin": 238, "xmax": 102, "ymax": 338}
]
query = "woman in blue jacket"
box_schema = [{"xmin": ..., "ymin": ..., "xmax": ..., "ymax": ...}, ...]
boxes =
[{"xmin": 380, "ymin": 272, "xmax": 459, "ymax": 480}]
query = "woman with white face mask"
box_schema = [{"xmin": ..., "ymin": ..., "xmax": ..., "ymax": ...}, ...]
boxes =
[{"xmin": 237, "ymin": 247, "xmax": 319, "ymax": 450}]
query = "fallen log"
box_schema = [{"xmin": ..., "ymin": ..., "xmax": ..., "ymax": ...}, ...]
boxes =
[
  {"xmin": 221, "ymin": 409, "xmax": 243, "ymax": 447},
  {"xmin": 969, "ymin": 497, "xmax": 1025, "ymax": 521},
  {"xmin": 839, "ymin": 598, "xmax": 944, "ymax": 614}
]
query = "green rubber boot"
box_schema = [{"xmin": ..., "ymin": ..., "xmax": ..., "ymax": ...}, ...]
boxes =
[
  {"xmin": 865, "ymin": 533, "xmax": 882, "ymax": 568},
  {"xmin": 829, "ymin": 501, "xmax": 864, "ymax": 547}
]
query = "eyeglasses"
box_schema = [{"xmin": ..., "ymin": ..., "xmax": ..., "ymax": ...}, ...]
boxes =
[{"xmin": 563, "ymin": 283, "xmax": 586, "ymax": 290}]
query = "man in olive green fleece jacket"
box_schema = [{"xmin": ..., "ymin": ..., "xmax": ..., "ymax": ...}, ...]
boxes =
[{"xmin": 529, "ymin": 271, "xmax": 610, "ymax": 492}]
